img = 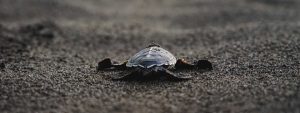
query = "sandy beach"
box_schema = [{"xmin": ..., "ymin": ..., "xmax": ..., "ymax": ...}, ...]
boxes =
[{"xmin": 0, "ymin": 0, "xmax": 299, "ymax": 113}]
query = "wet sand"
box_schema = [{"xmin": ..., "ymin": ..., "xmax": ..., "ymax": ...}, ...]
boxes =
[{"xmin": 0, "ymin": 0, "xmax": 300, "ymax": 113}]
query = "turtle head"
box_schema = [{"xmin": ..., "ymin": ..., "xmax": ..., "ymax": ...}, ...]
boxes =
[{"xmin": 147, "ymin": 42, "xmax": 161, "ymax": 48}]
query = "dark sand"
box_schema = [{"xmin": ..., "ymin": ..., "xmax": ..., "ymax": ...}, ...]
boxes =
[{"xmin": 0, "ymin": 0, "xmax": 300, "ymax": 113}]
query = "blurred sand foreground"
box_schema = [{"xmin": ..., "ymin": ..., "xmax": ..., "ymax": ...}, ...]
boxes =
[{"xmin": 0, "ymin": 0, "xmax": 299, "ymax": 113}]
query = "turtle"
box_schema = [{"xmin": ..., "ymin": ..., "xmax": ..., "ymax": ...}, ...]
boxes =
[{"xmin": 97, "ymin": 44, "xmax": 212, "ymax": 80}]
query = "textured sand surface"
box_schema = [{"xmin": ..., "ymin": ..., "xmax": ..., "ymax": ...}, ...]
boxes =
[{"xmin": 0, "ymin": 0, "xmax": 300, "ymax": 113}]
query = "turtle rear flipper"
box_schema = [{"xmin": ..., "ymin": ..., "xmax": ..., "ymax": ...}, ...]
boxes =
[
  {"xmin": 112, "ymin": 68, "xmax": 160, "ymax": 81},
  {"xmin": 159, "ymin": 68, "xmax": 192, "ymax": 80},
  {"xmin": 110, "ymin": 69, "xmax": 140, "ymax": 80},
  {"xmin": 195, "ymin": 60, "xmax": 212, "ymax": 70}
]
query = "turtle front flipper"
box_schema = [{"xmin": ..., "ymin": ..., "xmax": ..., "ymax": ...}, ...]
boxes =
[
  {"xmin": 111, "ymin": 69, "xmax": 138, "ymax": 80},
  {"xmin": 160, "ymin": 68, "xmax": 192, "ymax": 80},
  {"xmin": 97, "ymin": 58, "xmax": 128, "ymax": 71},
  {"xmin": 175, "ymin": 59, "xmax": 212, "ymax": 70},
  {"xmin": 195, "ymin": 60, "xmax": 213, "ymax": 70}
]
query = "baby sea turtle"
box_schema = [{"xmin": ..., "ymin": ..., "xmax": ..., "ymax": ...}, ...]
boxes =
[{"xmin": 97, "ymin": 44, "xmax": 212, "ymax": 80}]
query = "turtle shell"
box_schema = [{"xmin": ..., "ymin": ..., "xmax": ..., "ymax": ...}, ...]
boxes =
[{"xmin": 126, "ymin": 46, "xmax": 177, "ymax": 68}]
